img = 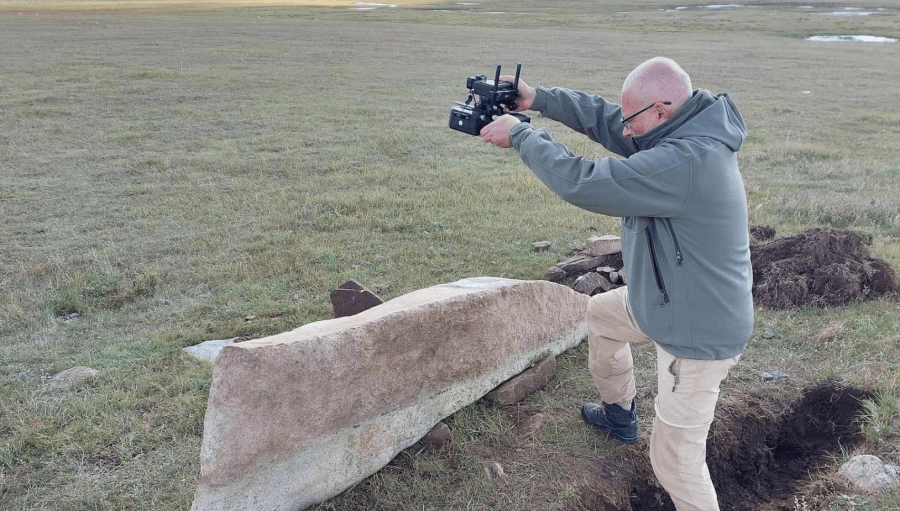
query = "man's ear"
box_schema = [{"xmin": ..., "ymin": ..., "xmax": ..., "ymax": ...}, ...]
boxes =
[{"xmin": 656, "ymin": 102, "xmax": 670, "ymax": 121}]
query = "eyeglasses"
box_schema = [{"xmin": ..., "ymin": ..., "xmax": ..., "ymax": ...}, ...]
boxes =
[{"xmin": 622, "ymin": 101, "xmax": 672, "ymax": 129}]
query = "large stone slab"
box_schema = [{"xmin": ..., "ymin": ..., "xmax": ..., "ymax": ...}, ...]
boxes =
[{"xmin": 192, "ymin": 277, "xmax": 589, "ymax": 511}]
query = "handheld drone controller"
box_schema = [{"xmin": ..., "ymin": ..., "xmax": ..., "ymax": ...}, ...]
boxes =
[{"xmin": 449, "ymin": 63, "xmax": 531, "ymax": 135}]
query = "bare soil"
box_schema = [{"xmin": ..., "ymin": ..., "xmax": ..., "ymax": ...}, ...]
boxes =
[
  {"xmin": 750, "ymin": 226, "xmax": 899, "ymax": 309},
  {"xmin": 566, "ymin": 381, "xmax": 874, "ymax": 511}
]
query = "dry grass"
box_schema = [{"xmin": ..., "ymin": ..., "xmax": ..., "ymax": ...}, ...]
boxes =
[{"xmin": 1, "ymin": 0, "xmax": 900, "ymax": 509}]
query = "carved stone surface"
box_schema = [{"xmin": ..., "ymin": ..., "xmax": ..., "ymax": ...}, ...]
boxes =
[{"xmin": 192, "ymin": 277, "xmax": 589, "ymax": 511}]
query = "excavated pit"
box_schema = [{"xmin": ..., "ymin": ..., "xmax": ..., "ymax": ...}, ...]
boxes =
[
  {"xmin": 564, "ymin": 227, "xmax": 897, "ymax": 509},
  {"xmin": 567, "ymin": 381, "xmax": 874, "ymax": 511}
]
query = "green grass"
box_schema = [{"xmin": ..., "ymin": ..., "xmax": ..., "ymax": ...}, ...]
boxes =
[
  {"xmin": 2, "ymin": 0, "xmax": 900, "ymax": 509},
  {"xmin": 859, "ymin": 390, "xmax": 900, "ymax": 442}
]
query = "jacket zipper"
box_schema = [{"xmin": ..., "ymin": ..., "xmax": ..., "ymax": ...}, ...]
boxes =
[
  {"xmin": 645, "ymin": 224, "xmax": 670, "ymax": 307},
  {"xmin": 662, "ymin": 218, "xmax": 684, "ymax": 266}
]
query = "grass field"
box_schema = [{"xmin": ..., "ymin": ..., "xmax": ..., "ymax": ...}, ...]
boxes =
[{"xmin": 2, "ymin": 0, "xmax": 900, "ymax": 509}]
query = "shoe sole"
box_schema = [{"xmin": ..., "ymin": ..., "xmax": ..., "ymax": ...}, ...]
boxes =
[{"xmin": 581, "ymin": 406, "xmax": 639, "ymax": 444}]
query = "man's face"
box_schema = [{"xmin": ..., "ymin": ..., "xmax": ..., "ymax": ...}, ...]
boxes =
[{"xmin": 620, "ymin": 95, "xmax": 667, "ymax": 138}]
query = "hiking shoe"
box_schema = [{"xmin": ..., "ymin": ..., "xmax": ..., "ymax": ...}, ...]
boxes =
[{"xmin": 581, "ymin": 401, "xmax": 638, "ymax": 444}]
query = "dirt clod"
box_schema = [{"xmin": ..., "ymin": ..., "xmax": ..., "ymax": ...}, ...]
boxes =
[{"xmin": 750, "ymin": 226, "xmax": 899, "ymax": 309}]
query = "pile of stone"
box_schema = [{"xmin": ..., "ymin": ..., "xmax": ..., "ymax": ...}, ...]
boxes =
[{"xmin": 536, "ymin": 234, "xmax": 626, "ymax": 296}]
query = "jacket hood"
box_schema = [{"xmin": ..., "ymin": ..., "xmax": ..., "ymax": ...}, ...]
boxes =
[{"xmin": 632, "ymin": 89, "xmax": 747, "ymax": 152}]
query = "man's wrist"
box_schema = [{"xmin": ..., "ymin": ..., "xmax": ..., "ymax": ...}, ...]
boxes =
[
  {"xmin": 509, "ymin": 122, "xmax": 533, "ymax": 148},
  {"xmin": 531, "ymin": 86, "xmax": 550, "ymax": 112}
]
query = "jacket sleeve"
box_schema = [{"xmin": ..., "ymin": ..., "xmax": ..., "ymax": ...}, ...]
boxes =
[
  {"xmin": 532, "ymin": 86, "xmax": 638, "ymax": 158},
  {"xmin": 509, "ymin": 124, "xmax": 693, "ymax": 219}
]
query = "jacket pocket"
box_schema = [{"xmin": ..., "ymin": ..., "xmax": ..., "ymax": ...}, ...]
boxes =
[
  {"xmin": 662, "ymin": 218, "xmax": 683, "ymax": 266},
  {"xmin": 645, "ymin": 221, "xmax": 670, "ymax": 307}
]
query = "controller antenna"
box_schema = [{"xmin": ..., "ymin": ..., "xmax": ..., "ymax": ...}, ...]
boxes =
[{"xmin": 513, "ymin": 63, "xmax": 522, "ymax": 91}]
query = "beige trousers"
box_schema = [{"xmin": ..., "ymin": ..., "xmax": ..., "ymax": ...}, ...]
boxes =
[{"xmin": 586, "ymin": 286, "xmax": 740, "ymax": 511}]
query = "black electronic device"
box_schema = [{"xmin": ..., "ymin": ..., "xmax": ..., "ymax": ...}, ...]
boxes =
[{"xmin": 449, "ymin": 63, "xmax": 531, "ymax": 135}]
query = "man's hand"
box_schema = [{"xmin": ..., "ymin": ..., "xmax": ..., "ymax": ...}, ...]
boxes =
[
  {"xmin": 480, "ymin": 114, "xmax": 521, "ymax": 148},
  {"xmin": 499, "ymin": 74, "xmax": 536, "ymax": 112}
]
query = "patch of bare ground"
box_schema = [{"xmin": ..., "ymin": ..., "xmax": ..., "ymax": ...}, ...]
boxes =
[
  {"xmin": 750, "ymin": 226, "xmax": 899, "ymax": 309},
  {"xmin": 566, "ymin": 381, "xmax": 874, "ymax": 511}
]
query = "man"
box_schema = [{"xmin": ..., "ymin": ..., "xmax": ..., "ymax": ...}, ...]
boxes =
[{"xmin": 479, "ymin": 57, "xmax": 754, "ymax": 510}]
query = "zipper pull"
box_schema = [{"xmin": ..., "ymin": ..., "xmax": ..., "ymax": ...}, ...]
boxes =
[{"xmin": 663, "ymin": 219, "xmax": 684, "ymax": 266}]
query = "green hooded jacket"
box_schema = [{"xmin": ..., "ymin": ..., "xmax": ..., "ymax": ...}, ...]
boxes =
[{"xmin": 508, "ymin": 87, "xmax": 753, "ymax": 360}]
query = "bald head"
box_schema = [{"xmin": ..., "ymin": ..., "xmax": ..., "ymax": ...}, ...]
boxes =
[{"xmin": 621, "ymin": 57, "xmax": 692, "ymax": 110}]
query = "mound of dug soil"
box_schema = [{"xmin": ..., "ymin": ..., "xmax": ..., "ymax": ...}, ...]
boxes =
[
  {"xmin": 750, "ymin": 226, "xmax": 899, "ymax": 309},
  {"xmin": 567, "ymin": 382, "xmax": 874, "ymax": 511}
]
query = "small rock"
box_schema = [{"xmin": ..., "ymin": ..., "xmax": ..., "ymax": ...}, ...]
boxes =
[
  {"xmin": 531, "ymin": 241, "xmax": 551, "ymax": 252},
  {"xmin": 421, "ymin": 422, "xmax": 452, "ymax": 451},
  {"xmin": 596, "ymin": 274, "xmax": 614, "ymax": 292},
  {"xmin": 519, "ymin": 413, "xmax": 545, "ymax": 438},
  {"xmin": 609, "ymin": 271, "xmax": 620, "ymax": 284},
  {"xmin": 46, "ymin": 366, "xmax": 100, "ymax": 389},
  {"xmin": 814, "ymin": 322, "xmax": 844, "ymax": 342},
  {"xmin": 184, "ymin": 338, "xmax": 239, "ymax": 362},
  {"xmin": 762, "ymin": 328, "xmax": 776, "ymax": 339},
  {"xmin": 543, "ymin": 266, "xmax": 567, "ymax": 283},
  {"xmin": 484, "ymin": 461, "xmax": 508, "ymax": 480},
  {"xmin": 485, "ymin": 355, "xmax": 556, "ymax": 406},
  {"xmin": 586, "ymin": 234, "xmax": 622, "ymax": 256},
  {"xmin": 838, "ymin": 454, "xmax": 899, "ymax": 494},
  {"xmin": 761, "ymin": 370, "xmax": 788, "ymax": 381},
  {"xmin": 557, "ymin": 254, "xmax": 606, "ymax": 273},
  {"xmin": 574, "ymin": 272, "xmax": 603, "ymax": 295}
]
